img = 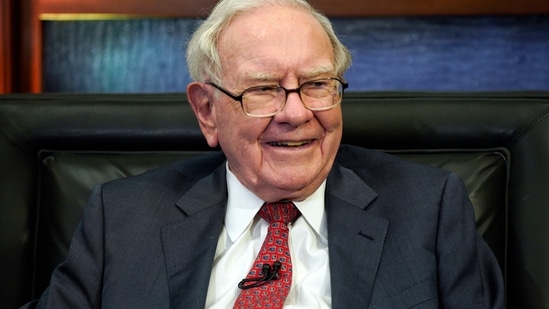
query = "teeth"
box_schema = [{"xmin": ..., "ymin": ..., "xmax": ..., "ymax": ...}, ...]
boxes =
[{"xmin": 269, "ymin": 140, "xmax": 311, "ymax": 147}]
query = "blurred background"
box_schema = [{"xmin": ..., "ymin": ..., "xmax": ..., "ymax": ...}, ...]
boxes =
[{"xmin": 1, "ymin": 0, "xmax": 549, "ymax": 93}]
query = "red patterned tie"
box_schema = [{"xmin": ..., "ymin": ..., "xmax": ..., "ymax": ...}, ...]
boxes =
[{"xmin": 233, "ymin": 201, "xmax": 301, "ymax": 309}]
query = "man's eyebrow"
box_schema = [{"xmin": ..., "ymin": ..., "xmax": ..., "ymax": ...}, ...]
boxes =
[
  {"xmin": 242, "ymin": 65, "xmax": 335, "ymax": 84},
  {"xmin": 302, "ymin": 65, "xmax": 335, "ymax": 78},
  {"xmin": 245, "ymin": 72, "xmax": 280, "ymax": 83}
]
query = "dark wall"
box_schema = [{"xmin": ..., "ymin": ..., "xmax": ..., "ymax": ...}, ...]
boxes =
[{"xmin": 42, "ymin": 16, "xmax": 549, "ymax": 92}]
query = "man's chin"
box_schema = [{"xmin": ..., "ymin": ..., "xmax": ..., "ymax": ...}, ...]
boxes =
[{"xmin": 260, "ymin": 176, "xmax": 322, "ymax": 201}]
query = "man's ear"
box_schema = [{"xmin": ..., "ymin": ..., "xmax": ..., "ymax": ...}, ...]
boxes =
[{"xmin": 187, "ymin": 82, "xmax": 219, "ymax": 147}]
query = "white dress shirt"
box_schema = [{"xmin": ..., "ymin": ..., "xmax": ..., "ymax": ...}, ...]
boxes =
[{"xmin": 205, "ymin": 163, "xmax": 331, "ymax": 308}]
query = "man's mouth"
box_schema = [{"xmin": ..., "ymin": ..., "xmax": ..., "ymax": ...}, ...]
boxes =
[{"xmin": 268, "ymin": 140, "xmax": 312, "ymax": 147}]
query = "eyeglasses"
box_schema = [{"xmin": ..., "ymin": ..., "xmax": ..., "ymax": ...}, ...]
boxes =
[{"xmin": 207, "ymin": 78, "xmax": 348, "ymax": 118}]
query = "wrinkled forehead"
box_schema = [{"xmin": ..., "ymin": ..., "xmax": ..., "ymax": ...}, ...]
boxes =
[{"xmin": 217, "ymin": 6, "xmax": 335, "ymax": 82}]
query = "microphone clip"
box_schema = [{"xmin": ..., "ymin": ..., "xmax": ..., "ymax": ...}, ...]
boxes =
[{"xmin": 238, "ymin": 261, "xmax": 282, "ymax": 289}]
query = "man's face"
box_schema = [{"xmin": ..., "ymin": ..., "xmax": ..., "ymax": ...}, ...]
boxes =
[{"xmin": 192, "ymin": 6, "xmax": 343, "ymax": 202}]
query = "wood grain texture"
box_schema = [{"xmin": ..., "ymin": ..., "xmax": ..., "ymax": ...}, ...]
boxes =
[
  {"xmin": 11, "ymin": 0, "xmax": 549, "ymax": 93},
  {"xmin": 37, "ymin": 0, "xmax": 549, "ymax": 17},
  {"xmin": 0, "ymin": 0, "xmax": 12, "ymax": 93},
  {"xmin": 42, "ymin": 16, "xmax": 549, "ymax": 92}
]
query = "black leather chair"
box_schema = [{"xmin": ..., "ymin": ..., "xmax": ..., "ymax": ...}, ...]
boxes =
[{"xmin": 1, "ymin": 92, "xmax": 548, "ymax": 308}]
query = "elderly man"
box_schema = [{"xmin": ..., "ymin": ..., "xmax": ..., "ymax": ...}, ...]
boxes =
[{"xmin": 22, "ymin": 0, "xmax": 504, "ymax": 308}]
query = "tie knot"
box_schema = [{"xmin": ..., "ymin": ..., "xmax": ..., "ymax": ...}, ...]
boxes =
[{"xmin": 259, "ymin": 201, "xmax": 301, "ymax": 225}]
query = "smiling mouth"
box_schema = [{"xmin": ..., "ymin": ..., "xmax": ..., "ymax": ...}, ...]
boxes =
[{"xmin": 268, "ymin": 140, "xmax": 313, "ymax": 147}]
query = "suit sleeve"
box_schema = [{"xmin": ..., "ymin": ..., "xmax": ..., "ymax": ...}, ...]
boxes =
[
  {"xmin": 23, "ymin": 185, "xmax": 105, "ymax": 309},
  {"xmin": 436, "ymin": 173, "xmax": 505, "ymax": 308}
]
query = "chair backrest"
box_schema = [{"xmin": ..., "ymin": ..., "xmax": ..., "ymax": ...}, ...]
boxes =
[{"xmin": 1, "ymin": 92, "xmax": 548, "ymax": 308}]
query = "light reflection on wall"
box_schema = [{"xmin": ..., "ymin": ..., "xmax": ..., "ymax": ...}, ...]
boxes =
[
  {"xmin": 336, "ymin": 16, "xmax": 549, "ymax": 91},
  {"xmin": 43, "ymin": 19, "xmax": 196, "ymax": 93},
  {"xmin": 42, "ymin": 16, "xmax": 549, "ymax": 93}
]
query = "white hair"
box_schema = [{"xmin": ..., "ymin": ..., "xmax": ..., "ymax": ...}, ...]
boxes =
[{"xmin": 185, "ymin": 0, "xmax": 352, "ymax": 83}]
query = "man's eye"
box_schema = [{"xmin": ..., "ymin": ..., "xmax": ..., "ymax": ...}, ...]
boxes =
[
  {"xmin": 307, "ymin": 80, "xmax": 330, "ymax": 89},
  {"xmin": 248, "ymin": 86, "xmax": 278, "ymax": 94}
]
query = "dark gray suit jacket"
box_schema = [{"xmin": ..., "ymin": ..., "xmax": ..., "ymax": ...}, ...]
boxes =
[{"xmin": 24, "ymin": 145, "xmax": 504, "ymax": 308}]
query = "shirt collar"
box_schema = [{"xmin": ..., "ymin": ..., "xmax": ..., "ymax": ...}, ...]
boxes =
[{"xmin": 225, "ymin": 162, "xmax": 328, "ymax": 243}]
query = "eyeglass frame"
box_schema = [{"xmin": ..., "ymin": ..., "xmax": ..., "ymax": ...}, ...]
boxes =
[{"xmin": 206, "ymin": 77, "xmax": 348, "ymax": 118}]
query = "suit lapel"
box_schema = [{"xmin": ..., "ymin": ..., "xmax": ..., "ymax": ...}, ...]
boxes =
[
  {"xmin": 326, "ymin": 164, "xmax": 389, "ymax": 309},
  {"xmin": 161, "ymin": 163, "xmax": 227, "ymax": 309},
  {"xmin": 159, "ymin": 155, "xmax": 388, "ymax": 308}
]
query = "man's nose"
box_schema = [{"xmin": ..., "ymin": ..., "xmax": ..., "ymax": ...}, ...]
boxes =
[{"xmin": 273, "ymin": 90, "xmax": 312, "ymax": 125}]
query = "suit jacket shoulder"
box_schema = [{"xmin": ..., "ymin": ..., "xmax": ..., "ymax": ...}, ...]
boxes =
[
  {"xmin": 335, "ymin": 144, "xmax": 450, "ymax": 184},
  {"xmin": 328, "ymin": 144, "xmax": 504, "ymax": 308},
  {"xmin": 40, "ymin": 151, "xmax": 228, "ymax": 309}
]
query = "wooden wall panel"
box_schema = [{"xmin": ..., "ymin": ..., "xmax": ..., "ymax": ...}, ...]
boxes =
[
  {"xmin": 0, "ymin": 0, "xmax": 12, "ymax": 93},
  {"xmin": 11, "ymin": 0, "xmax": 549, "ymax": 93},
  {"xmin": 41, "ymin": 17, "xmax": 549, "ymax": 92},
  {"xmin": 37, "ymin": 0, "xmax": 549, "ymax": 17},
  {"xmin": 1, "ymin": 0, "xmax": 40, "ymax": 93},
  {"xmin": 20, "ymin": 0, "xmax": 41, "ymax": 93},
  {"xmin": 310, "ymin": 0, "xmax": 549, "ymax": 16}
]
